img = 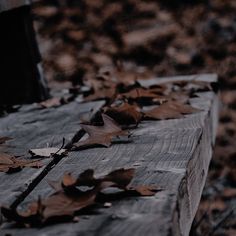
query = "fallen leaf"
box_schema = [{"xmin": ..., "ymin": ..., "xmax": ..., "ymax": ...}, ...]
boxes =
[
  {"xmin": 0, "ymin": 153, "xmax": 42, "ymax": 173},
  {"xmin": 83, "ymin": 75, "xmax": 117, "ymax": 102},
  {"xmin": 119, "ymin": 88, "xmax": 166, "ymax": 102},
  {"xmin": 1, "ymin": 168, "xmax": 159, "ymax": 226},
  {"xmin": 73, "ymin": 114, "xmax": 128, "ymax": 149},
  {"xmin": 62, "ymin": 173, "xmax": 77, "ymax": 188},
  {"xmin": 41, "ymin": 191, "xmax": 96, "ymax": 221},
  {"xmin": 29, "ymin": 148, "xmax": 67, "ymax": 158},
  {"xmin": 83, "ymin": 87, "xmax": 116, "ymax": 102},
  {"xmin": 143, "ymin": 101, "xmax": 200, "ymax": 120},
  {"xmin": 102, "ymin": 168, "xmax": 135, "ymax": 189},
  {"xmin": 1, "ymin": 190, "xmax": 96, "ymax": 226},
  {"xmin": 126, "ymin": 186, "xmax": 158, "ymax": 196},
  {"xmin": 0, "ymin": 136, "xmax": 12, "ymax": 145},
  {"xmin": 104, "ymin": 102, "xmax": 143, "ymax": 126}
]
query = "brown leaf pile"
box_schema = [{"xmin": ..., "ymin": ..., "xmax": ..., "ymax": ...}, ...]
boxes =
[
  {"xmin": 1, "ymin": 168, "xmax": 158, "ymax": 226},
  {"xmin": 67, "ymin": 74, "xmax": 208, "ymax": 151}
]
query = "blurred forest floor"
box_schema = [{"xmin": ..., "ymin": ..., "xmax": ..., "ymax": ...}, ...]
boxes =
[{"xmin": 32, "ymin": 1, "xmax": 236, "ymax": 235}]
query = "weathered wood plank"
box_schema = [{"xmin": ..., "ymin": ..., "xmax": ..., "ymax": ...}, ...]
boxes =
[
  {"xmin": 1, "ymin": 74, "xmax": 219, "ymax": 236},
  {"xmin": 0, "ymin": 100, "xmax": 104, "ymax": 210},
  {"xmin": 138, "ymin": 73, "xmax": 217, "ymax": 86}
]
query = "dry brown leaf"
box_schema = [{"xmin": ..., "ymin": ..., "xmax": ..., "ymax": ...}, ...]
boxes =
[
  {"xmin": 118, "ymin": 88, "xmax": 167, "ymax": 106},
  {"xmin": 83, "ymin": 87, "xmax": 116, "ymax": 102},
  {"xmin": 73, "ymin": 114, "xmax": 128, "ymax": 149},
  {"xmin": 104, "ymin": 102, "xmax": 143, "ymax": 126},
  {"xmin": 127, "ymin": 186, "xmax": 158, "ymax": 196},
  {"xmin": 29, "ymin": 148, "xmax": 67, "ymax": 158},
  {"xmin": 62, "ymin": 173, "xmax": 77, "ymax": 187},
  {"xmin": 41, "ymin": 191, "xmax": 96, "ymax": 221},
  {"xmin": 1, "ymin": 168, "xmax": 159, "ymax": 226},
  {"xmin": 0, "ymin": 153, "xmax": 42, "ymax": 173},
  {"xmin": 143, "ymin": 100, "xmax": 199, "ymax": 120},
  {"xmin": 0, "ymin": 136, "xmax": 12, "ymax": 145},
  {"xmin": 1, "ymin": 190, "xmax": 96, "ymax": 225},
  {"xmin": 119, "ymin": 88, "xmax": 164, "ymax": 100}
]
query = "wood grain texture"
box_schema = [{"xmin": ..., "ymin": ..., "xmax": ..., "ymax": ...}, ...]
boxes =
[
  {"xmin": 0, "ymin": 101, "xmax": 104, "ymax": 209},
  {"xmin": 0, "ymin": 74, "xmax": 218, "ymax": 236}
]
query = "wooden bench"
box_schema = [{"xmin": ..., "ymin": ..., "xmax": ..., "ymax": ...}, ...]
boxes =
[{"xmin": 0, "ymin": 74, "xmax": 219, "ymax": 236}]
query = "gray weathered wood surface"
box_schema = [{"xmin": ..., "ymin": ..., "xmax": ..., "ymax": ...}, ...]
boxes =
[
  {"xmin": 0, "ymin": 74, "xmax": 218, "ymax": 236},
  {"xmin": 0, "ymin": 101, "xmax": 104, "ymax": 209}
]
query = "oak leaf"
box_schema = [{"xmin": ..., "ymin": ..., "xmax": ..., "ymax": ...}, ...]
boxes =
[
  {"xmin": 0, "ymin": 153, "xmax": 42, "ymax": 173},
  {"xmin": 83, "ymin": 87, "xmax": 116, "ymax": 102},
  {"xmin": 104, "ymin": 102, "xmax": 143, "ymax": 126},
  {"xmin": 1, "ymin": 168, "xmax": 159, "ymax": 226},
  {"xmin": 143, "ymin": 101, "xmax": 200, "ymax": 120},
  {"xmin": 73, "ymin": 114, "xmax": 128, "ymax": 149},
  {"xmin": 118, "ymin": 88, "xmax": 166, "ymax": 105}
]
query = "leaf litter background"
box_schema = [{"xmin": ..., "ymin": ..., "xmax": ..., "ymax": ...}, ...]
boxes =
[{"xmin": 30, "ymin": 0, "xmax": 236, "ymax": 235}]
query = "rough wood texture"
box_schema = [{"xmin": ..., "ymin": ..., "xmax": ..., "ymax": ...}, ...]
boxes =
[
  {"xmin": 0, "ymin": 101, "xmax": 104, "ymax": 209},
  {"xmin": 0, "ymin": 74, "xmax": 218, "ymax": 236}
]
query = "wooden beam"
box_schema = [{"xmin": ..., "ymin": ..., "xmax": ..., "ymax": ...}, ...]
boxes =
[
  {"xmin": 0, "ymin": 74, "xmax": 218, "ymax": 236},
  {"xmin": 0, "ymin": 101, "xmax": 104, "ymax": 210}
]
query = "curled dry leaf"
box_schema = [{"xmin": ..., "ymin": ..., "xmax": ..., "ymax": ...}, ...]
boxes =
[
  {"xmin": 118, "ymin": 88, "xmax": 167, "ymax": 105},
  {"xmin": 73, "ymin": 114, "xmax": 129, "ymax": 150},
  {"xmin": 83, "ymin": 87, "xmax": 116, "ymax": 102},
  {"xmin": 83, "ymin": 77, "xmax": 117, "ymax": 102},
  {"xmin": 119, "ymin": 88, "xmax": 165, "ymax": 100},
  {"xmin": 104, "ymin": 102, "xmax": 143, "ymax": 126},
  {"xmin": 143, "ymin": 100, "xmax": 200, "ymax": 120},
  {"xmin": 1, "ymin": 168, "xmax": 159, "ymax": 226},
  {"xmin": 0, "ymin": 152, "xmax": 42, "ymax": 173},
  {"xmin": 29, "ymin": 148, "xmax": 67, "ymax": 158}
]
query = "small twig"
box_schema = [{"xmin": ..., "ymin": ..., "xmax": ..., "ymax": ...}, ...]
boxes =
[{"xmin": 53, "ymin": 138, "xmax": 65, "ymax": 156}]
